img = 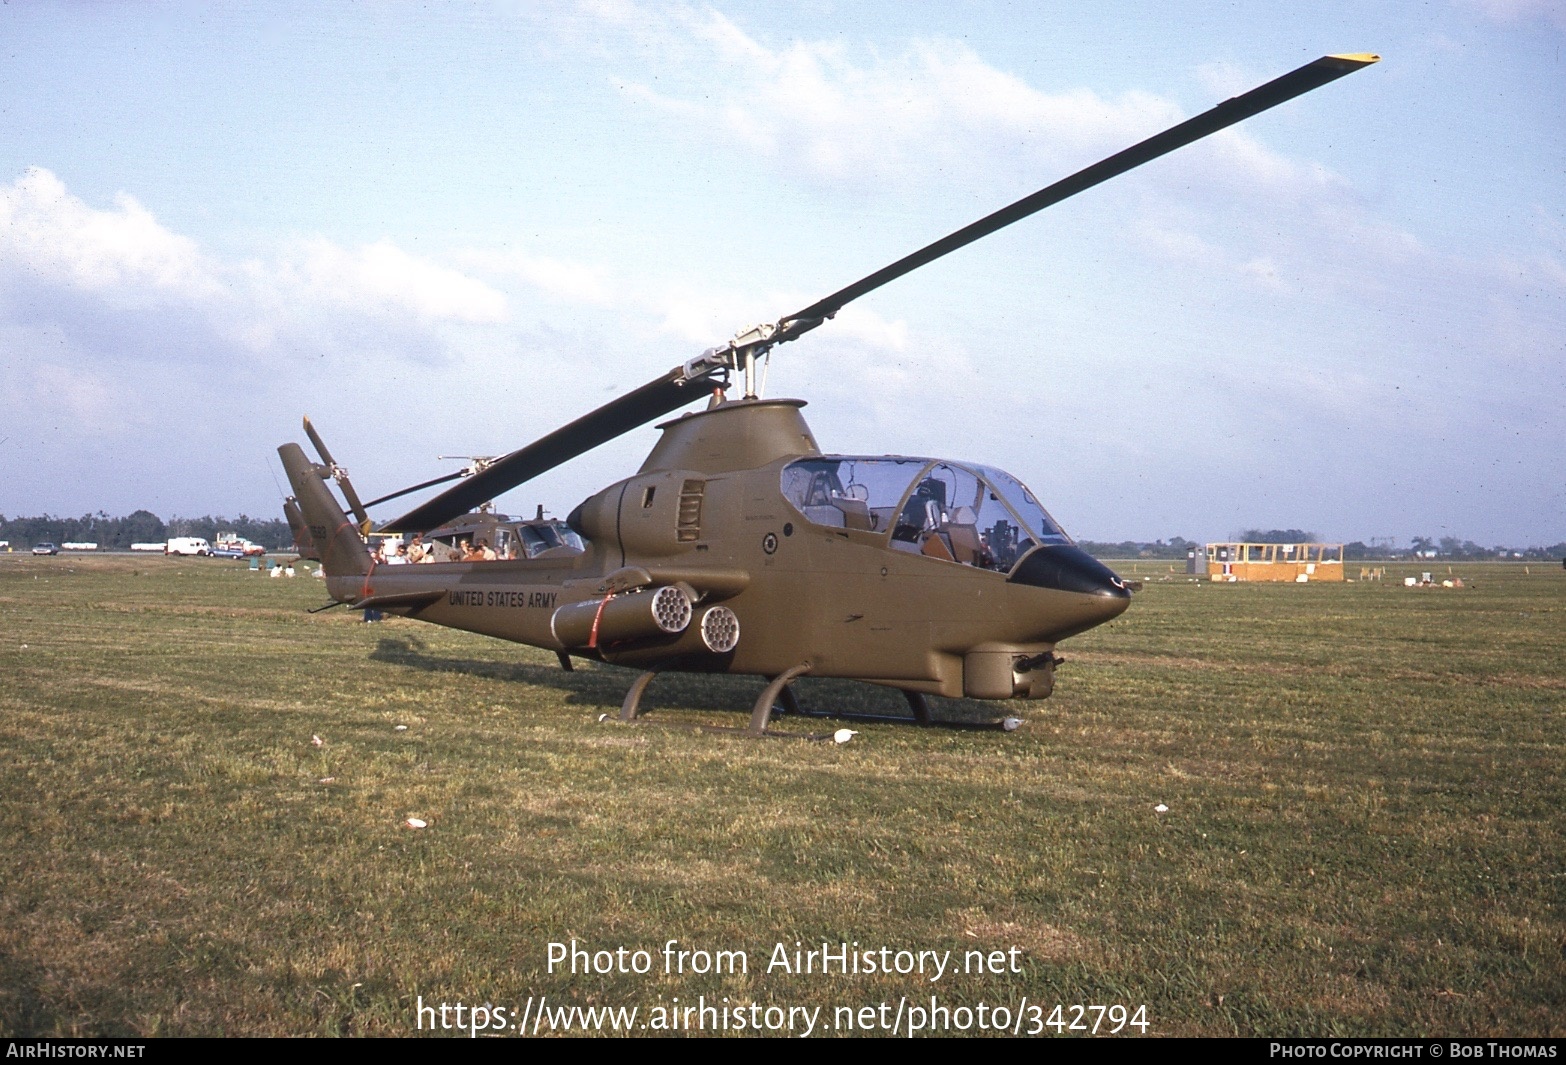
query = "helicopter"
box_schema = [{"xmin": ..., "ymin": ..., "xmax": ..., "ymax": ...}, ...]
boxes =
[{"xmin": 279, "ymin": 53, "xmax": 1378, "ymax": 735}]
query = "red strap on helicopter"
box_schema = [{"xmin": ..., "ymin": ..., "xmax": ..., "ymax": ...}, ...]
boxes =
[
  {"xmin": 362, "ymin": 558, "xmax": 377, "ymax": 601},
  {"xmin": 587, "ymin": 594, "xmax": 614, "ymax": 650}
]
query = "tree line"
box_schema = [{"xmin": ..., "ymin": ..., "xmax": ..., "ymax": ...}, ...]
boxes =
[
  {"xmin": 1, "ymin": 512, "xmax": 1559, "ymax": 560},
  {"xmin": 0, "ymin": 512, "xmax": 294, "ymax": 551}
]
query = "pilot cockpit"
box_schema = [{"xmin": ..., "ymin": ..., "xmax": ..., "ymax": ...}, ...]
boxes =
[
  {"xmin": 779, "ymin": 457, "xmax": 1070, "ymax": 572},
  {"xmin": 515, "ymin": 520, "xmax": 586, "ymax": 561}
]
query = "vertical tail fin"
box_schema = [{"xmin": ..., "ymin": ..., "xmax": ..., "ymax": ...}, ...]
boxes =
[
  {"xmin": 277, "ymin": 441, "xmax": 372, "ymax": 579},
  {"xmin": 282, "ymin": 497, "xmax": 319, "ymax": 561}
]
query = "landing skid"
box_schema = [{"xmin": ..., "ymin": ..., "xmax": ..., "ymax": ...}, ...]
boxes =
[
  {"xmin": 774, "ymin": 708, "xmax": 1021, "ymax": 732},
  {"xmin": 614, "ymin": 668, "xmax": 1021, "ymax": 735}
]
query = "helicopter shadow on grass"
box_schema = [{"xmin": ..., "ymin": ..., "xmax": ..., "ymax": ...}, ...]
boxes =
[{"xmin": 367, "ymin": 633, "xmax": 1008, "ymax": 725}]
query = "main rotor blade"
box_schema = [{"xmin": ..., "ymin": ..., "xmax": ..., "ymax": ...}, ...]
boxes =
[
  {"xmin": 778, "ymin": 53, "xmax": 1379, "ymax": 332},
  {"xmin": 376, "ymin": 53, "xmax": 1376, "ymax": 534},
  {"xmin": 361, "ymin": 471, "xmax": 466, "ymax": 510},
  {"xmin": 381, "ymin": 365, "xmax": 723, "ymax": 533}
]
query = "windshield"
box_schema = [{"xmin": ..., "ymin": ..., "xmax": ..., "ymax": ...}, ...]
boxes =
[
  {"xmin": 781, "ymin": 457, "xmax": 1070, "ymax": 572},
  {"xmin": 517, "ymin": 521, "xmax": 586, "ymax": 560},
  {"xmin": 970, "ymin": 463, "xmax": 1069, "ymax": 551}
]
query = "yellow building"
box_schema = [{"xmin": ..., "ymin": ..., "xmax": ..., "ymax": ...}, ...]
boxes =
[{"xmin": 1203, "ymin": 542, "xmax": 1345, "ymax": 582}]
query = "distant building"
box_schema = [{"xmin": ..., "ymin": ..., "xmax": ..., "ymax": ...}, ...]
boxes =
[{"xmin": 1201, "ymin": 542, "xmax": 1345, "ymax": 582}]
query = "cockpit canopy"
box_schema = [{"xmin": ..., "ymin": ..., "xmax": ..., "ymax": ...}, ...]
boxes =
[{"xmin": 780, "ymin": 457, "xmax": 1070, "ymax": 572}]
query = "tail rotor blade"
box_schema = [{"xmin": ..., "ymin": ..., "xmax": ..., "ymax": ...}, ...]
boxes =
[{"xmin": 303, "ymin": 416, "xmax": 372, "ymax": 529}]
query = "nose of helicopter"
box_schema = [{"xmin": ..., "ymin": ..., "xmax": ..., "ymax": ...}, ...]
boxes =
[{"xmin": 1007, "ymin": 544, "xmax": 1133, "ymax": 601}]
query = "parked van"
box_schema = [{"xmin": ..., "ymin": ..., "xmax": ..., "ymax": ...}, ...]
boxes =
[{"xmin": 165, "ymin": 537, "xmax": 212, "ymax": 556}]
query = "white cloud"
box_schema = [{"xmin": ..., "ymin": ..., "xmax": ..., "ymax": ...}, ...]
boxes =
[
  {"xmin": 643, "ymin": 277, "xmax": 910, "ymax": 360},
  {"xmin": 28, "ymin": 363, "xmax": 130, "ymax": 429},
  {"xmin": 603, "ymin": 4, "xmax": 1369, "ymax": 222},
  {"xmin": 832, "ymin": 306, "xmax": 909, "ymax": 352},
  {"xmin": 0, "ymin": 165, "xmax": 850, "ymax": 520},
  {"xmin": 287, "ymin": 238, "xmax": 507, "ymax": 323},
  {"xmin": 1198, "ymin": 128, "xmax": 1355, "ymax": 206},
  {"xmin": 0, "ymin": 168, "xmax": 221, "ymax": 303},
  {"xmin": 459, "ymin": 248, "xmax": 613, "ymax": 306},
  {"xmin": 0, "ymin": 169, "xmax": 514, "ymax": 372},
  {"xmin": 1455, "ymin": 0, "xmax": 1566, "ymax": 30},
  {"xmin": 0, "ymin": 169, "xmax": 510, "ymax": 329},
  {"xmin": 618, "ymin": 13, "xmax": 1184, "ymax": 188},
  {"xmin": 596, "ymin": 2, "xmax": 1381, "ymax": 314}
]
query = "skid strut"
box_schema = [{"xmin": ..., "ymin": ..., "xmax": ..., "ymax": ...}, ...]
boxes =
[
  {"xmin": 620, "ymin": 668, "xmax": 663, "ymax": 722},
  {"xmin": 749, "ymin": 664, "xmax": 812, "ymax": 735}
]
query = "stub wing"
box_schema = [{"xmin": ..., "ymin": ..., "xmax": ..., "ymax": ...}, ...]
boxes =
[{"xmin": 351, "ymin": 589, "xmax": 446, "ymax": 613}]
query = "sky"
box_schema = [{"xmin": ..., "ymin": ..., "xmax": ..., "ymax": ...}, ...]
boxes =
[{"xmin": 0, "ymin": 0, "xmax": 1561, "ymax": 547}]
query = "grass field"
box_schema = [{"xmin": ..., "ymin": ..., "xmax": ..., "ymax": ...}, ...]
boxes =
[{"xmin": 1, "ymin": 553, "xmax": 1561, "ymax": 1037}]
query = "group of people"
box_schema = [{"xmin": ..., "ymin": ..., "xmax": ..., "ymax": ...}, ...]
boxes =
[
  {"xmin": 368, "ymin": 533, "xmax": 506, "ymax": 567},
  {"xmin": 455, "ymin": 538, "xmax": 499, "ymax": 562},
  {"xmin": 370, "ymin": 534, "xmax": 439, "ymax": 565}
]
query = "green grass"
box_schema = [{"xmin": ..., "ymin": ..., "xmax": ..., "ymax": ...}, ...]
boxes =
[{"xmin": 0, "ymin": 554, "xmax": 1561, "ymax": 1036}]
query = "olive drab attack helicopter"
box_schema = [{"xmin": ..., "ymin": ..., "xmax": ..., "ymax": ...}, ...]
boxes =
[{"xmin": 280, "ymin": 54, "xmax": 1379, "ymax": 735}]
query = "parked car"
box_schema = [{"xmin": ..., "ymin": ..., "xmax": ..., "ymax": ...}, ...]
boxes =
[
  {"xmin": 211, "ymin": 535, "xmax": 265, "ymax": 559},
  {"xmin": 32, "ymin": 542, "xmax": 59, "ymax": 555},
  {"xmin": 165, "ymin": 537, "xmax": 211, "ymax": 556}
]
